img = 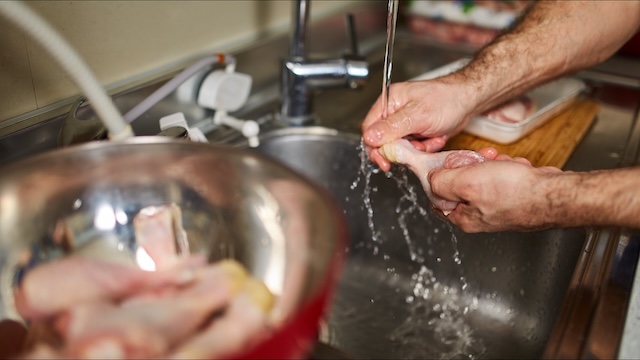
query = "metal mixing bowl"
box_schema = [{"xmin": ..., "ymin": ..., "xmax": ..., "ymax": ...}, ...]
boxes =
[{"xmin": 0, "ymin": 137, "xmax": 347, "ymax": 358}]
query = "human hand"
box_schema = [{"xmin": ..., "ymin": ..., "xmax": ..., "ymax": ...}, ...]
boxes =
[
  {"xmin": 377, "ymin": 139, "xmax": 501, "ymax": 216},
  {"xmin": 361, "ymin": 76, "xmax": 478, "ymax": 172},
  {"xmin": 428, "ymin": 155, "xmax": 562, "ymax": 232}
]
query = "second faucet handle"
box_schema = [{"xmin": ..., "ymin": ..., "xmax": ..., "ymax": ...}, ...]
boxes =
[
  {"xmin": 345, "ymin": 13, "xmax": 360, "ymax": 58},
  {"xmin": 343, "ymin": 13, "xmax": 368, "ymax": 89}
]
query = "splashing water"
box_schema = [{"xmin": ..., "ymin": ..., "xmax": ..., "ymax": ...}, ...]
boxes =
[
  {"xmin": 389, "ymin": 167, "xmax": 429, "ymax": 262},
  {"xmin": 353, "ymin": 139, "xmax": 382, "ymax": 251},
  {"xmin": 389, "ymin": 266, "xmax": 486, "ymax": 359},
  {"xmin": 353, "ymin": 138, "xmax": 470, "ymax": 279},
  {"xmin": 445, "ymin": 222, "xmax": 469, "ymax": 291},
  {"xmin": 353, "ymin": 139, "xmax": 429, "ymax": 261}
]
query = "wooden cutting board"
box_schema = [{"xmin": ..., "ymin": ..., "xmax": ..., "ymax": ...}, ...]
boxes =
[{"xmin": 444, "ymin": 98, "xmax": 601, "ymax": 168}]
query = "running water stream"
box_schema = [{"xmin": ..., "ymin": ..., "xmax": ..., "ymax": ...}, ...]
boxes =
[{"xmin": 381, "ymin": 0, "xmax": 399, "ymax": 119}]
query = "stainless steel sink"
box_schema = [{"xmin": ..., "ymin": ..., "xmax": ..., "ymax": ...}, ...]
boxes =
[{"xmin": 254, "ymin": 127, "xmax": 586, "ymax": 359}]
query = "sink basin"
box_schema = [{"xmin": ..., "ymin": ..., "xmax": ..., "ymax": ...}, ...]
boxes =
[{"xmin": 254, "ymin": 127, "xmax": 586, "ymax": 359}]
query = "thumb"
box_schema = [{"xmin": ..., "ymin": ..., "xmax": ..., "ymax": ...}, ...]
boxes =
[
  {"xmin": 427, "ymin": 167, "xmax": 465, "ymax": 203},
  {"xmin": 362, "ymin": 107, "xmax": 417, "ymax": 147},
  {"xmin": 429, "ymin": 195, "xmax": 459, "ymax": 215}
]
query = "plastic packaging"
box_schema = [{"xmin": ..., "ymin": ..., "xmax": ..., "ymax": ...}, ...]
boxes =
[{"xmin": 464, "ymin": 78, "xmax": 586, "ymax": 144}]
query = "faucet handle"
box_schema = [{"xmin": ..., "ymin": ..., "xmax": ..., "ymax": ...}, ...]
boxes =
[
  {"xmin": 343, "ymin": 13, "xmax": 368, "ymax": 89},
  {"xmin": 345, "ymin": 13, "xmax": 360, "ymax": 57}
]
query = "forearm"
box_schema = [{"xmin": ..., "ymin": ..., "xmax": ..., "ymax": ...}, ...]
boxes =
[
  {"xmin": 541, "ymin": 167, "xmax": 640, "ymax": 229},
  {"xmin": 453, "ymin": 0, "xmax": 640, "ymax": 113}
]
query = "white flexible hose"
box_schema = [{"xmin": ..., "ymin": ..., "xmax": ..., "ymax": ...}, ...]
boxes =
[
  {"xmin": 123, "ymin": 54, "xmax": 236, "ymax": 124},
  {"xmin": 0, "ymin": 1, "xmax": 133, "ymax": 140}
]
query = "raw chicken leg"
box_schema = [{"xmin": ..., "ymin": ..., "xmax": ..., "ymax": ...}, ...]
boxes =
[
  {"xmin": 133, "ymin": 204, "xmax": 190, "ymax": 270},
  {"xmin": 169, "ymin": 278, "xmax": 275, "ymax": 359},
  {"xmin": 57, "ymin": 260, "xmax": 250, "ymax": 358},
  {"xmin": 14, "ymin": 254, "xmax": 206, "ymax": 320},
  {"xmin": 379, "ymin": 139, "xmax": 487, "ymax": 215},
  {"xmin": 55, "ymin": 302, "xmax": 170, "ymax": 359},
  {"xmin": 21, "ymin": 344, "xmax": 64, "ymax": 359}
]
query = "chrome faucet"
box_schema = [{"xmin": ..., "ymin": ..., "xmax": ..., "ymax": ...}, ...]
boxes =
[{"xmin": 281, "ymin": 0, "xmax": 369, "ymax": 125}]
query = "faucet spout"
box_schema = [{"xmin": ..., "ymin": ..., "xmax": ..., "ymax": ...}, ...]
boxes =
[
  {"xmin": 290, "ymin": 0, "xmax": 309, "ymax": 60},
  {"xmin": 281, "ymin": 0, "xmax": 369, "ymax": 126}
]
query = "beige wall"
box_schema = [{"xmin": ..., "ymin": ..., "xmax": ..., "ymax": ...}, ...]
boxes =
[{"xmin": 0, "ymin": 0, "xmax": 357, "ymax": 123}]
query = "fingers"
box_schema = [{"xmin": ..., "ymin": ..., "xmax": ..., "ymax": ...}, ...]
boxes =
[
  {"xmin": 539, "ymin": 166, "xmax": 562, "ymax": 173},
  {"xmin": 408, "ymin": 139, "xmax": 426, "ymax": 151},
  {"xmin": 431, "ymin": 197, "xmax": 459, "ymax": 215},
  {"xmin": 432, "ymin": 206, "xmax": 484, "ymax": 233},
  {"xmin": 494, "ymin": 153, "xmax": 532, "ymax": 166},
  {"xmin": 422, "ymin": 136, "xmax": 448, "ymax": 152},
  {"xmin": 362, "ymin": 106, "xmax": 417, "ymax": 148},
  {"xmin": 368, "ymin": 148, "xmax": 391, "ymax": 172},
  {"xmin": 427, "ymin": 167, "xmax": 465, "ymax": 203},
  {"xmin": 477, "ymin": 147, "xmax": 498, "ymax": 160},
  {"xmin": 514, "ymin": 157, "xmax": 532, "ymax": 166}
]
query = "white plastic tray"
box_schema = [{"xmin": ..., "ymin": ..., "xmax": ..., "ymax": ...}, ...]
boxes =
[{"xmin": 410, "ymin": 59, "xmax": 587, "ymax": 144}]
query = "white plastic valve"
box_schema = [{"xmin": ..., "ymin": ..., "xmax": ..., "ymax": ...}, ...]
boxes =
[
  {"xmin": 213, "ymin": 110, "xmax": 260, "ymax": 147},
  {"xmin": 159, "ymin": 112, "xmax": 208, "ymax": 143},
  {"xmin": 197, "ymin": 70, "xmax": 252, "ymax": 112}
]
